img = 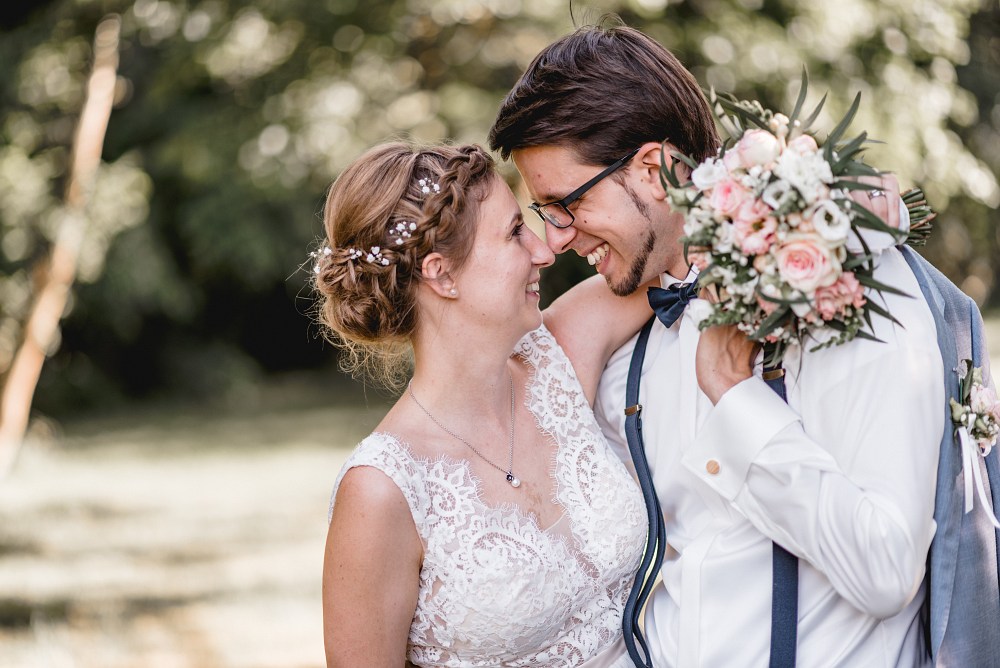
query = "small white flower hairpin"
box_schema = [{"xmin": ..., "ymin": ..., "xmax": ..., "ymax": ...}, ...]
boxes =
[
  {"xmin": 311, "ymin": 245, "xmax": 334, "ymax": 274},
  {"xmin": 419, "ymin": 178, "xmax": 441, "ymax": 195},
  {"xmin": 392, "ymin": 221, "xmax": 417, "ymax": 245},
  {"xmin": 366, "ymin": 246, "xmax": 390, "ymax": 266}
]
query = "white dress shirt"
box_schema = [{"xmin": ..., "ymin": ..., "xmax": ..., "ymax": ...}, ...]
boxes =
[{"xmin": 595, "ymin": 245, "xmax": 943, "ymax": 667}]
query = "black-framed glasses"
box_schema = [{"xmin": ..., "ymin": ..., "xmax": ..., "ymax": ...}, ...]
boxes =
[{"xmin": 528, "ymin": 147, "xmax": 640, "ymax": 229}]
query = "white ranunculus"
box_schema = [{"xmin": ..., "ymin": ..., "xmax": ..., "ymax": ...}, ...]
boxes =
[
  {"xmin": 807, "ymin": 200, "xmax": 851, "ymax": 244},
  {"xmin": 691, "ymin": 158, "xmax": 728, "ymax": 191},
  {"xmin": 762, "ymin": 179, "xmax": 795, "ymax": 210}
]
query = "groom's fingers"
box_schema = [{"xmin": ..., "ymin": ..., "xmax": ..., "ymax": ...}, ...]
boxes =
[
  {"xmin": 698, "ymin": 284, "xmax": 720, "ymax": 304},
  {"xmin": 848, "ymin": 174, "xmax": 901, "ymax": 229},
  {"xmin": 880, "ymin": 174, "xmax": 901, "ymax": 230}
]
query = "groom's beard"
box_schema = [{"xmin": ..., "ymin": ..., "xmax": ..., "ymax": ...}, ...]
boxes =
[{"xmin": 608, "ymin": 182, "xmax": 657, "ymax": 297}]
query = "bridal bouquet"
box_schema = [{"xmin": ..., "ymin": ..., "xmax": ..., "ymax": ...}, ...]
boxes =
[{"xmin": 663, "ymin": 73, "xmax": 935, "ymax": 365}]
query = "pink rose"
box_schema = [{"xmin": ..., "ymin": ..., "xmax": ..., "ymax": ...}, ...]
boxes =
[
  {"xmin": 737, "ymin": 129, "xmax": 782, "ymax": 168},
  {"xmin": 709, "ymin": 178, "xmax": 750, "ymax": 216},
  {"xmin": 774, "ymin": 234, "xmax": 841, "ymax": 294},
  {"xmin": 813, "ymin": 271, "xmax": 866, "ymax": 320},
  {"xmin": 786, "ymin": 134, "xmax": 819, "ymax": 154},
  {"xmin": 837, "ymin": 271, "xmax": 866, "ymax": 309},
  {"xmin": 814, "ymin": 285, "xmax": 843, "ymax": 320},
  {"xmin": 734, "ymin": 198, "xmax": 772, "ymax": 226},
  {"xmin": 687, "ymin": 250, "xmax": 711, "ymax": 271}
]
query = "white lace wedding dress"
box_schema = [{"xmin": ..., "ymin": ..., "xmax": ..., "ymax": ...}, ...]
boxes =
[{"xmin": 329, "ymin": 326, "xmax": 647, "ymax": 667}]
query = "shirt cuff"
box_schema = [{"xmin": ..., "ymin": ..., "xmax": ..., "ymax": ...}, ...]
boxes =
[{"xmin": 683, "ymin": 377, "xmax": 800, "ymax": 500}]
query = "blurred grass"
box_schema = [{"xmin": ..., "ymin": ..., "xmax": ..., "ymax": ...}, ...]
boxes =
[
  {"xmin": 0, "ymin": 315, "xmax": 999, "ymax": 667},
  {"xmin": 0, "ymin": 370, "xmax": 393, "ymax": 668}
]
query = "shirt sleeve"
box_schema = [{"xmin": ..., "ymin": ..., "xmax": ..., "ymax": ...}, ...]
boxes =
[
  {"xmin": 682, "ymin": 343, "xmax": 943, "ymax": 618},
  {"xmin": 595, "ymin": 346, "xmax": 637, "ymax": 477}
]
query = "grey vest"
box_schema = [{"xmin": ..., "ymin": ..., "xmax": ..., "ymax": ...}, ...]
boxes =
[{"xmin": 900, "ymin": 246, "xmax": 1000, "ymax": 666}]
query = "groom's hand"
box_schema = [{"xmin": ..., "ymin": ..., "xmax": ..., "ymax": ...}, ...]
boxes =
[
  {"xmin": 696, "ymin": 324, "xmax": 758, "ymax": 405},
  {"xmin": 848, "ymin": 173, "xmax": 902, "ymax": 229}
]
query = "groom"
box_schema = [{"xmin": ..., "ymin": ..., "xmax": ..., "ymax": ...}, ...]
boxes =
[{"xmin": 489, "ymin": 22, "xmax": 946, "ymax": 667}]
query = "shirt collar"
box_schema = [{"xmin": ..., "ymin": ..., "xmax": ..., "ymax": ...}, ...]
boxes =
[{"xmin": 659, "ymin": 266, "xmax": 699, "ymax": 289}]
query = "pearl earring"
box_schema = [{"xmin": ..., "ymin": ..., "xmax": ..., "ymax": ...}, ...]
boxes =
[{"xmin": 449, "ymin": 288, "xmax": 457, "ymax": 297}]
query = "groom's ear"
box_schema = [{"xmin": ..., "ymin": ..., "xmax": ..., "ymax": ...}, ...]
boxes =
[{"xmin": 635, "ymin": 141, "xmax": 688, "ymax": 201}]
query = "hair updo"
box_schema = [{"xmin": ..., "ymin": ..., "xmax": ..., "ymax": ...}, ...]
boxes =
[{"xmin": 311, "ymin": 142, "xmax": 497, "ymax": 386}]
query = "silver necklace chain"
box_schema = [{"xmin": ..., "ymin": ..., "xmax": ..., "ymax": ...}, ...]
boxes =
[{"xmin": 407, "ymin": 369, "xmax": 521, "ymax": 488}]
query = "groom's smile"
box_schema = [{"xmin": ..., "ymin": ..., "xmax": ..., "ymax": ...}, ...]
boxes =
[{"xmin": 512, "ymin": 144, "xmax": 678, "ymax": 296}]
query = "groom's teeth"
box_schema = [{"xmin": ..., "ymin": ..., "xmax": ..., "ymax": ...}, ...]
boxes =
[
  {"xmin": 527, "ymin": 282, "xmax": 539, "ymax": 292},
  {"xmin": 587, "ymin": 244, "xmax": 609, "ymax": 266}
]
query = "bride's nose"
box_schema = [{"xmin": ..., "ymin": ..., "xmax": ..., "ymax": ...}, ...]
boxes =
[{"xmin": 527, "ymin": 227, "xmax": 555, "ymax": 267}]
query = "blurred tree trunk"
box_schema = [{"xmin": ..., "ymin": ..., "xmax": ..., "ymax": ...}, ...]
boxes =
[{"xmin": 0, "ymin": 15, "xmax": 121, "ymax": 477}]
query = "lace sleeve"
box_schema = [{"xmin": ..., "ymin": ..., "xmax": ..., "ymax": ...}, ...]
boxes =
[{"xmin": 328, "ymin": 433, "xmax": 428, "ymax": 540}]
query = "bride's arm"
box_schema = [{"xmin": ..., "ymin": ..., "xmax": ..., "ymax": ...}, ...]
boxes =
[
  {"xmin": 544, "ymin": 274, "xmax": 654, "ymax": 406},
  {"xmin": 323, "ymin": 467, "xmax": 421, "ymax": 667}
]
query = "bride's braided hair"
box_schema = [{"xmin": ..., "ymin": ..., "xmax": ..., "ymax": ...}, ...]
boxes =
[{"xmin": 312, "ymin": 142, "xmax": 497, "ymax": 384}]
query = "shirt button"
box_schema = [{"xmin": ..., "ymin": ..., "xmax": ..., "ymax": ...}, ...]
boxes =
[{"xmin": 706, "ymin": 459, "xmax": 721, "ymax": 475}]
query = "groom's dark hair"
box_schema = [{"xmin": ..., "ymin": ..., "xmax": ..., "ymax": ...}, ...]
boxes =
[{"xmin": 488, "ymin": 19, "xmax": 719, "ymax": 166}]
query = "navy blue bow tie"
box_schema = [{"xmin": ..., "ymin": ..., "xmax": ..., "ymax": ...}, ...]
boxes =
[{"xmin": 647, "ymin": 282, "xmax": 698, "ymax": 328}]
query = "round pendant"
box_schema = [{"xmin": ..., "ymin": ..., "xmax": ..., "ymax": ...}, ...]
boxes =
[{"xmin": 509, "ymin": 476, "xmax": 521, "ymax": 488}]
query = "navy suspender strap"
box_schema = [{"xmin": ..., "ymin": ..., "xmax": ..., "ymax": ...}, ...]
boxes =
[
  {"xmin": 623, "ymin": 316, "xmax": 667, "ymax": 668},
  {"xmin": 762, "ymin": 347, "xmax": 799, "ymax": 668}
]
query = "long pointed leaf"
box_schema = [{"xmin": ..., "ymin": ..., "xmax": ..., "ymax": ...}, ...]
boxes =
[
  {"xmin": 827, "ymin": 92, "xmax": 862, "ymax": 147},
  {"xmin": 789, "ymin": 67, "xmax": 809, "ymax": 127},
  {"xmin": 802, "ymin": 93, "xmax": 827, "ymax": 130},
  {"xmin": 856, "ymin": 273, "xmax": 912, "ymax": 297}
]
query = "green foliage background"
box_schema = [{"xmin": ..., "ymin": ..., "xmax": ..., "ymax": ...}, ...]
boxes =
[{"xmin": 1, "ymin": 0, "xmax": 997, "ymax": 415}]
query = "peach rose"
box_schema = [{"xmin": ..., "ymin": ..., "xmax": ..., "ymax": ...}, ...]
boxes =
[
  {"xmin": 971, "ymin": 383, "xmax": 999, "ymax": 415},
  {"xmin": 774, "ymin": 234, "xmax": 841, "ymax": 294},
  {"xmin": 787, "ymin": 133, "xmax": 819, "ymax": 154},
  {"xmin": 737, "ymin": 129, "xmax": 782, "ymax": 168}
]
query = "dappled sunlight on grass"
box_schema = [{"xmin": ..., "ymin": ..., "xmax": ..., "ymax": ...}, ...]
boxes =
[{"xmin": 0, "ymin": 373, "xmax": 392, "ymax": 668}]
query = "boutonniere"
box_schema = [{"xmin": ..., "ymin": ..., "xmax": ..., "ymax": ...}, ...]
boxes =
[{"xmin": 950, "ymin": 360, "xmax": 1000, "ymax": 528}]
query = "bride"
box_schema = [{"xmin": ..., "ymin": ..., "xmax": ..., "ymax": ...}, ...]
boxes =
[{"xmin": 315, "ymin": 142, "xmax": 654, "ymax": 667}]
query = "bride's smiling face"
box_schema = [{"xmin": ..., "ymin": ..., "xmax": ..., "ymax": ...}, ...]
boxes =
[{"xmin": 450, "ymin": 180, "xmax": 555, "ymax": 338}]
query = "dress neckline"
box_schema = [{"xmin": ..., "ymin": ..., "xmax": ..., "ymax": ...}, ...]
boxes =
[{"xmin": 371, "ymin": 344, "xmax": 567, "ymax": 535}]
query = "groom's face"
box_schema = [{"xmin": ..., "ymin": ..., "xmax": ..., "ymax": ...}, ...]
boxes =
[{"xmin": 513, "ymin": 144, "xmax": 677, "ymax": 296}]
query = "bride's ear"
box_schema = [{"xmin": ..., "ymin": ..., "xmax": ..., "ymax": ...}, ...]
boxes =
[
  {"xmin": 421, "ymin": 252, "xmax": 459, "ymax": 299},
  {"xmin": 635, "ymin": 141, "xmax": 689, "ymax": 201}
]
